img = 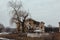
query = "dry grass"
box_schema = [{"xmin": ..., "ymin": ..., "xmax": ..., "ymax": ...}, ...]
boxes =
[{"xmin": 0, "ymin": 32, "xmax": 60, "ymax": 40}]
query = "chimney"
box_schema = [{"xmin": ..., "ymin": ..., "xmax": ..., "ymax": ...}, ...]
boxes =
[{"xmin": 59, "ymin": 22, "xmax": 60, "ymax": 32}]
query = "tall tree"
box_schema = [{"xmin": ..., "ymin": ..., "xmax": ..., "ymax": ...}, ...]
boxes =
[{"xmin": 8, "ymin": 0, "xmax": 29, "ymax": 33}]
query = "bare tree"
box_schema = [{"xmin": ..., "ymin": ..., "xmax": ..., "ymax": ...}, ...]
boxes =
[{"xmin": 8, "ymin": 0, "xmax": 29, "ymax": 33}]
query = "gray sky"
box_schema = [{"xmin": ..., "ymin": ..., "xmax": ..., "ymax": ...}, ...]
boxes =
[{"xmin": 0, "ymin": 0, "xmax": 60, "ymax": 27}]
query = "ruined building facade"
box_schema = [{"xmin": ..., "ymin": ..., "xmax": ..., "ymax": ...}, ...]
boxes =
[{"xmin": 25, "ymin": 18, "xmax": 45, "ymax": 33}]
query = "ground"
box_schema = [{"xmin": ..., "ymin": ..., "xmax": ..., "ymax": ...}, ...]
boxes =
[{"xmin": 0, "ymin": 32, "xmax": 60, "ymax": 40}]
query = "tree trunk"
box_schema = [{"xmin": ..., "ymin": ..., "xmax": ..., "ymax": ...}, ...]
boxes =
[
  {"xmin": 22, "ymin": 19, "xmax": 25, "ymax": 33},
  {"xmin": 16, "ymin": 22, "xmax": 21, "ymax": 33}
]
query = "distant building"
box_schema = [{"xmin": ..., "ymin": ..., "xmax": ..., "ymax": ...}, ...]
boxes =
[{"xmin": 45, "ymin": 27, "xmax": 59, "ymax": 33}]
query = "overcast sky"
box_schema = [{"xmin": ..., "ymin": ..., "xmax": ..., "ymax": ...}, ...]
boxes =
[{"xmin": 0, "ymin": 0, "xmax": 60, "ymax": 27}]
